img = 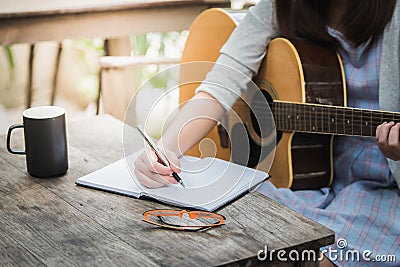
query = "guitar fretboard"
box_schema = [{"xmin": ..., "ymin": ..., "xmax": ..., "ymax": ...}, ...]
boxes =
[{"xmin": 270, "ymin": 101, "xmax": 400, "ymax": 137}]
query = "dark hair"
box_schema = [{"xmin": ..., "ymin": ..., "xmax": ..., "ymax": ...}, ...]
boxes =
[{"xmin": 276, "ymin": 0, "xmax": 396, "ymax": 49}]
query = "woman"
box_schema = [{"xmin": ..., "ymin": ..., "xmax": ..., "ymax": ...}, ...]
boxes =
[{"xmin": 134, "ymin": 0, "xmax": 400, "ymax": 266}]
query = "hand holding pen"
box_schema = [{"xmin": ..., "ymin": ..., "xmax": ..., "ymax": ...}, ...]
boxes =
[{"xmin": 135, "ymin": 125, "xmax": 185, "ymax": 188}]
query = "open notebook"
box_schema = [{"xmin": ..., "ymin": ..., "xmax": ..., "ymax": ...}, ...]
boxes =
[{"xmin": 76, "ymin": 151, "xmax": 269, "ymax": 211}]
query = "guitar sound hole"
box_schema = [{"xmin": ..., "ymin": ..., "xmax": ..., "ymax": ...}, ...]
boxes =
[
  {"xmin": 230, "ymin": 89, "xmax": 278, "ymax": 168},
  {"xmin": 231, "ymin": 123, "xmax": 260, "ymax": 168}
]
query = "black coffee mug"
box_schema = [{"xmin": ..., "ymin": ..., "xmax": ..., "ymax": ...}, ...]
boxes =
[{"xmin": 7, "ymin": 106, "xmax": 68, "ymax": 178}]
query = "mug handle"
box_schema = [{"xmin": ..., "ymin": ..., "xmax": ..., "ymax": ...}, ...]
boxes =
[{"xmin": 6, "ymin": 124, "xmax": 26, "ymax": 155}]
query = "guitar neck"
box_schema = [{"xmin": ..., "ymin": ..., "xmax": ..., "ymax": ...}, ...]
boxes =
[{"xmin": 270, "ymin": 101, "xmax": 400, "ymax": 137}]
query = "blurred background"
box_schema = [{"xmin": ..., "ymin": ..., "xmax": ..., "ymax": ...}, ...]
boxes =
[{"xmin": 0, "ymin": 0, "xmax": 259, "ymax": 137}]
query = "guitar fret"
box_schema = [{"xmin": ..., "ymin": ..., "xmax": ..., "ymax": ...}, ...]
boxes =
[
  {"xmin": 325, "ymin": 107, "xmax": 329, "ymax": 133},
  {"xmin": 328, "ymin": 106, "xmax": 336, "ymax": 134},
  {"xmin": 314, "ymin": 106, "xmax": 318, "ymax": 133},
  {"xmin": 382, "ymin": 114, "xmax": 394, "ymax": 123},
  {"xmin": 308, "ymin": 104, "xmax": 311, "ymax": 133},
  {"xmin": 309, "ymin": 104, "xmax": 312, "ymax": 132},
  {"xmin": 321, "ymin": 105, "xmax": 324, "ymax": 133},
  {"xmin": 317, "ymin": 105, "xmax": 323, "ymax": 133},
  {"xmin": 275, "ymin": 102, "xmax": 279, "ymax": 130},
  {"xmin": 277, "ymin": 102, "xmax": 282, "ymax": 130},
  {"xmin": 330, "ymin": 107, "xmax": 335, "ymax": 133},
  {"xmin": 284, "ymin": 102, "xmax": 288, "ymax": 130},
  {"xmin": 343, "ymin": 107, "xmax": 348, "ymax": 134},
  {"xmin": 289, "ymin": 103, "xmax": 292, "ymax": 130},
  {"xmin": 370, "ymin": 109, "xmax": 373, "ymax": 137},
  {"xmin": 313, "ymin": 105, "xmax": 318, "ymax": 132},
  {"xmin": 323, "ymin": 106, "xmax": 328, "ymax": 133},
  {"xmin": 309, "ymin": 105, "xmax": 312, "ymax": 132},
  {"xmin": 360, "ymin": 109, "xmax": 363, "ymax": 136},
  {"xmin": 271, "ymin": 101, "xmax": 400, "ymax": 137},
  {"xmin": 280, "ymin": 102, "xmax": 284, "ymax": 131},
  {"xmin": 302, "ymin": 103, "xmax": 306, "ymax": 132},
  {"xmin": 283, "ymin": 102, "xmax": 287, "ymax": 131},
  {"xmin": 290, "ymin": 103, "xmax": 293, "ymax": 130},
  {"xmin": 282, "ymin": 102, "xmax": 285, "ymax": 130},
  {"xmin": 361, "ymin": 109, "xmax": 373, "ymax": 137},
  {"xmin": 301, "ymin": 104, "xmax": 304, "ymax": 132},
  {"xmin": 327, "ymin": 106, "xmax": 331, "ymax": 134},
  {"xmin": 294, "ymin": 103, "xmax": 298, "ymax": 131},
  {"xmin": 334, "ymin": 106, "xmax": 338, "ymax": 134},
  {"xmin": 353, "ymin": 109, "xmax": 361, "ymax": 135},
  {"xmin": 277, "ymin": 102, "xmax": 281, "ymax": 130},
  {"xmin": 291, "ymin": 103, "xmax": 295, "ymax": 131},
  {"xmin": 286, "ymin": 102, "xmax": 289, "ymax": 130},
  {"xmin": 279, "ymin": 103, "xmax": 281, "ymax": 130},
  {"xmin": 278, "ymin": 102, "xmax": 282, "ymax": 130},
  {"xmin": 295, "ymin": 103, "xmax": 300, "ymax": 132},
  {"xmin": 337, "ymin": 107, "xmax": 345, "ymax": 135},
  {"xmin": 284, "ymin": 102, "xmax": 287, "ymax": 131}
]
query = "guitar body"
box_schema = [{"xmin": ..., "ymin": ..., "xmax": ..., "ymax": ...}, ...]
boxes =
[
  {"xmin": 179, "ymin": 8, "xmax": 238, "ymax": 161},
  {"xmin": 258, "ymin": 38, "xmax": 346, "ymax": 189},
  {"xmin": 179, "ymin": 8, "xmax": 346, "ymax": 189}
]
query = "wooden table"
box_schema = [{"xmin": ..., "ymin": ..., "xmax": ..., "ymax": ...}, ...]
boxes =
[
  {"xmin": 0, "ymin": 0, "xmax": 229, "ymax": 46},
  {"xmin": 0, "ymin": 115, "xmax": 334, "ymax": 266}
]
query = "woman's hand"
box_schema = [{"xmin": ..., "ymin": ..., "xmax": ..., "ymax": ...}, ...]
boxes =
[
  {"xmin": 134, "ymin": 149, "xmax": 181, "ymax": 188},
  {"xmin": 376, "ymin": 122, "xmax": 400, "ymax": 161}
]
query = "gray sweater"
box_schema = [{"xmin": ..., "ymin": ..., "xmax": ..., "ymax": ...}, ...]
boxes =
[{"xmin": 196, "ymin": 0, "xmax": 400, "ymax": 187}]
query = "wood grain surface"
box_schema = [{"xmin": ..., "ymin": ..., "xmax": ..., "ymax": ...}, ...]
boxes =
[{"xmin": 0, "ymin": 115, "xmax": 334, "ymax": 266}]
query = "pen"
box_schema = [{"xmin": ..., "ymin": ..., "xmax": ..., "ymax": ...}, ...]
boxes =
[{"xmin": 136, "ymin": 125, "xmax": 185, "ymax": 188}]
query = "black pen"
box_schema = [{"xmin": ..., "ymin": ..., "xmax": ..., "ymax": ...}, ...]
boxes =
[{"xmin": 136, "ymin": 125, "xmax": 185, "ymax": 188}]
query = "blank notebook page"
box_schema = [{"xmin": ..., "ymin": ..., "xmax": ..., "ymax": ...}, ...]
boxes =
[{"xmin": 76, "ymin": 150, "xmax": 269, "ymax": 211}]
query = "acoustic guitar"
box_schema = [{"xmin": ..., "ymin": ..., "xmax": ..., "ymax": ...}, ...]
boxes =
[{"xmin": 179, "ymin": 8, "xmax": 398, "ymax": 190}]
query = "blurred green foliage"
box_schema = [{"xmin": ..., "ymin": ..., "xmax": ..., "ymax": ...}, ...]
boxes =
[
  {"xmin": 3, "ymin": 46, "xmax": 15, "ymax": 87},
  {"xmin": 131, "ymin": 31, "xmax": 188, "ymax": 89}
]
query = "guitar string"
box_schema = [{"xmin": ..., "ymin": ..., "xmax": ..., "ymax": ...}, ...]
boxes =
[
  {"xmin": 249, "ymin": 112, "xmax": 398, "ymax": 123},
  {"xmin": 250, "ymin": 101, "xmax": 400, "ymax": 119},
  {"xmin": 253, "ymin": 101, "xmax": 399, "ymax": 115},
  {"xmin": 249, "ymin": 105, "xmax": 400, "ymax": 121},
  {"xmin": 249, "ymin": 108, "xmax": 384, "ymax": 136},
  {"xmin": 265, "ymin": 112, "xmax": 397, "ymax": 121},
  {"xmin": 236, "ymin": 102, "xmax": 397, "ymax": 136}
]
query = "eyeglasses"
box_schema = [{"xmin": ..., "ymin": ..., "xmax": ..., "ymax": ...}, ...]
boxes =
[{"xmin": 143, "ymin": 209, "xmax": 226, "ymax": 231}]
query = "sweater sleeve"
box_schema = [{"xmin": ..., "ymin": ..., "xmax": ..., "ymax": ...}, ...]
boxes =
[
  {"xmin": 380, "ymin": 0, "xmax": 400, "ymax": 188},
  {"xmin": 195, "ymin": 0, "xmax": 279, "ymax": 111}
]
